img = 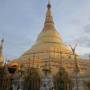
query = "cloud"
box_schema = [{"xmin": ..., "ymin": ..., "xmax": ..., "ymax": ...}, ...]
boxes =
[
  {"xmin": 84, "ymin": 24, "xmax": 90, "ymax": 33},
  {"xmin": 79, "ymin": 36, "xmax": 90, "ymax": 47},
  {"xmin": 79, "ymin": 23, "xmax": 90, "ymax": 47}
]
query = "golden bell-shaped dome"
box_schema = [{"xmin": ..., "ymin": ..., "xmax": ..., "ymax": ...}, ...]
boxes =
[{"xmin": 21, "ymin": 1, "xmax": 72, "ymax": 59}]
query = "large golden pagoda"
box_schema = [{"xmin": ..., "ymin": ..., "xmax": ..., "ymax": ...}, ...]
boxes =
[
  {"xmin": 22, "ymin": 1, "xmax": 72, "ymax": 58},
  {"xmin": 11, "ymin": 1, "xmax": 89, "ymax": 76}
]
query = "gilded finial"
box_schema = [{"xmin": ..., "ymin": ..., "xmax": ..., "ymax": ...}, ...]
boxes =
[
  {"xmin": 1, "ymin": 39, "xmax": 4, "ymax": 44},
  {"xmin": 47, "ymin": 0, "xmax": 51, "ymax": 8},
  {"xmin": 1, "ymin": 39, "xmax": 4, "ymax": 47},
  {"xmin": 0, "ymin": 38, "xmax": 4, "ymax": 49}
]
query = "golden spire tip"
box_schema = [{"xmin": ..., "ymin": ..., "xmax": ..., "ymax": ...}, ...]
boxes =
[
  {"xmin": 1, "ymin": 39, "xmax": 4, "ymax": 44},
  {"xmin": 47, "ymin": 0, "xmax": 51, "ymax": 8}
]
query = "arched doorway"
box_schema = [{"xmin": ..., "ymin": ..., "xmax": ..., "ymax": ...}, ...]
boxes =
[{"xmin": 54, "ymin": 67, "xmax": 73, "ymax": 90}]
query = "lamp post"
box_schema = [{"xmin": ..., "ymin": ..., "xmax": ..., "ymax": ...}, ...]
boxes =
[{"xmin": 69, "ymin": 44, "xmax": 79, "ymax": 90}]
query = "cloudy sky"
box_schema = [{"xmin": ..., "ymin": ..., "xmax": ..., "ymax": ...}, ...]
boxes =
[{"xmin": 0, "ymin": 0, "xmax": 90, "ymax": 59}]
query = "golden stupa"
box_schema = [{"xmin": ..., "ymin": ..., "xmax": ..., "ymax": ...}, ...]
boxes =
[
  {"xmin": 22, "ymin": 1, "xmax": 72, "ymax": 58},
  {"xmin": 11, "ymin": 1, "xmax": 89, "ymax": 76}
]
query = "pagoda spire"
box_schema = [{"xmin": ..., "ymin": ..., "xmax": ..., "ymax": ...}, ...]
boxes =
[
  {"xmin": 47, "ymin": 0, "xmax": 51, "ymax": 8},
  {"xmin": 0, "ymin": 39, "xmax": 4, "ymax": 65},
  {"xmin": 43, "ymin": 0, "xmax": 55, "ymax": 31},
  {"xmin": 0, "ymin": 39, "xmax": 4, "ymax": 55}
]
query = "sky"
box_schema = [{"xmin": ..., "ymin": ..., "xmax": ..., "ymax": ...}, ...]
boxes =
[{"xmin": 0, "ymin": 0, "xmax": 90, "ymax": 59}]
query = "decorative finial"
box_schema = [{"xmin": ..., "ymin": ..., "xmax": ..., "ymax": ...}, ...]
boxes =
[
  {"xmin": 1, "ymin": 39, "xmax": 4, "ymax": 44},
  {"xmin": 0, "ymin": 38, "xmax": 4, "ymax": 49},
  {"xmin": 1, "ymin": 33, "xmax": 4, "ymax": 43},
  {"xmin": 47, "ymin": 0, "xmax": 51, "ymax": 8}
]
